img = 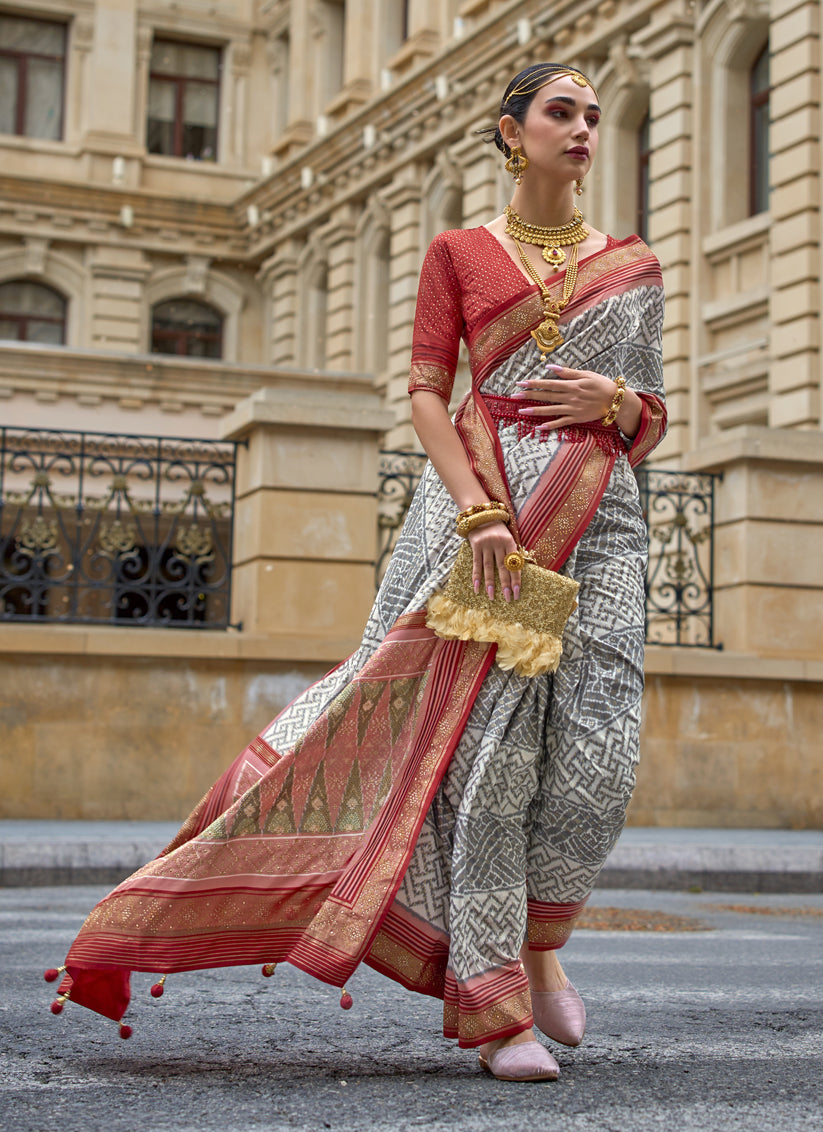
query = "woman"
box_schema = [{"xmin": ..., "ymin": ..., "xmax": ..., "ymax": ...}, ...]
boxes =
[{"xmin": 46, "ymin": 64, "xmax": 666, "ymax": 1083}]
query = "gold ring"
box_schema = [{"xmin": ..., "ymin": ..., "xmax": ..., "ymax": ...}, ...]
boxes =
[{"xmin": 504, "ymin": 551, "xmax": 525, "ymax": 572}]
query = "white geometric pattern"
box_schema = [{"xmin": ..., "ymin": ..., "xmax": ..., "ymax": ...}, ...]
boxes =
[{"xmin": 262, "ymin": 286, "xmax": 663, "ymax": 993}]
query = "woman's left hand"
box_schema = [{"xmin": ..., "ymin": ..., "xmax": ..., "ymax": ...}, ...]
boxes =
[{"xmin": 511, "ymin": 363, "xmax": 615, "ymax": 430}]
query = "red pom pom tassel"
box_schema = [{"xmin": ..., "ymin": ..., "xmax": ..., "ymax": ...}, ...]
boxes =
[
  {"xmin": 261, "ymin": 963, "xmax": 277, "ymax": 978},
  {"xmin": 119, "ymin": 1022, "xmax": 133, "ymax": 1039},
  {"xmin": 50, "ymin": 992, "xmax": 69, "ymax": 1015},
  {"xmin": 150, "ymin": 976, "xmax": 167, "ymax": 998},
  {"xmin": 339, "ymin": 988, "xmax": 353, "ymax": 1010},
  {"xmin": 44, "ymin": 965, "xmax": 66, "ymax": 984}
]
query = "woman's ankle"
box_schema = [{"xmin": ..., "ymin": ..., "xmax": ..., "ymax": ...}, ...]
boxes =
[
  {"xmin": 479, "ymin": 1028, "xmax": 537, "ymax": 1056},
  {"xmin": 521, "ymin": 945, "xmax": 568, "ymax": 992}
]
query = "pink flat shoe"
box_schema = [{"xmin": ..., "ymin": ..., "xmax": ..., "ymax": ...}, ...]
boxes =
[
  {"xmin": 478, "ymin": 1040, "xmax": 559, "ymax": 1082},
  {"xmin": 531, "ymin": 979, "xmax": 586, "ymax": 1046}
]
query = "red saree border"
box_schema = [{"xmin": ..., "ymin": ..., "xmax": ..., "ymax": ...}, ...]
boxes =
[
  {"xmin": 61, "ymin": 618, "xmax": 497, "ymax": 1023},
  {"xmin": 526, "ymin": 897, "xmax": 588, "ymax": 951}
]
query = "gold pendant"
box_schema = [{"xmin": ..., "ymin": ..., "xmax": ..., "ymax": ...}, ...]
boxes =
[
  {"xmin": 531, "ymin": 317, "xmax": 564, "ymax": 354},
  {"xmin": 542, "ymin": 245, "xmax": 566, "ymax": 270}
]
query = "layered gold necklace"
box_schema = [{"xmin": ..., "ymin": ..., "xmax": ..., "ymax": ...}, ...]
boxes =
[
  {"xmin": 505, "ymin": 205, "xmax": 588, "ymax": 355},
  {"xmin": 504, "ymin": 204, "xmax": 588, "ymax": 271}
]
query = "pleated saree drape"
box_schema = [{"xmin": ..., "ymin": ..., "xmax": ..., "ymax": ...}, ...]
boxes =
[{"xmin": 54, "ymin": 228, "xmax": 666, "ymax": 1047}]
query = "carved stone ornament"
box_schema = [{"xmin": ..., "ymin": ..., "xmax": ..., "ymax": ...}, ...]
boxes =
[
  {"xmin": 72, "ymin": 17, "xmax": 94, "ymax": 50},
  {"xmin": 183, "ymin": 256, "xmax": 211, "ymax": 295},
  {"xmin": 23, "ymin": 237, "xmax": 50, "ymax": 277}
]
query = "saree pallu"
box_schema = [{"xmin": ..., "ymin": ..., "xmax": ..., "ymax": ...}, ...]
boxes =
[{"xmin": 54, "ymin": 230, "xmax": 666, "ymax": 1047}]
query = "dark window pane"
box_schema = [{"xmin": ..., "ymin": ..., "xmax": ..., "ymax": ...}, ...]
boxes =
[
  {"xmin": 151, "ymin": 40, "xmax": 219, "ymax": 80},
  {"xmin": 151, "ymin": 299, "xmax": 223, "ymax": 358},
  {"xmin": 0, "ymin": 16, "xmax": 65, "ymax": 140},
  {"xmin": 146, "ymin": 76, "xmax": 177, "ymax": 155},
  {"xmin": 147, "ymin": 41, "xmax": 220, "ymax": 159},
  {"xmin": 0, "ymin": 15, "xmax": 65, "ymax": 55},
  {"xmin": 0, "ymin": 57, "xmax": 18, "ymax": 134},
  {"xmin": 24, "ymin": 57, "xmax": 63, "ymax": 140},
  {"xmin": 0, "ymin": 281, "xmax": 64, "ymax": 317},
  {"xmin": 637, "ymin": 112, "xmax": 651, "ymax": 242},
  {"xmin": 181, "ymin": 122, "xmax": 217, "ymax": 161},
  {"xmin": 178, "ymin": 43, "xmax": 220, "ymax": 80},
  {"xmin": 750, "ymin": 46, "xmax": 770, "ymax": 215},
  {"xmin": 0, "ymin": 281, "xmax": 66, "ymax": 343},
  {"xmin": 26, "ymin": 319, "xmax": 65, "ymax": 345}
]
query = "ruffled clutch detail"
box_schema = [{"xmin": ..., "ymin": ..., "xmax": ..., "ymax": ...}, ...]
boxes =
[{"xmin": 426, "ymin": 543, "xmax": 579, "ymax": 677}]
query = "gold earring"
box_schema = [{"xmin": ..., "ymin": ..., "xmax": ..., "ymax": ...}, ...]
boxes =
[
  {"xmin": 505, "ymin": 146, "xmax": 529, "ymax": 185},
  {"xmin": 575, "ymin": 178, "xmax": 584, "ymax": 195}
]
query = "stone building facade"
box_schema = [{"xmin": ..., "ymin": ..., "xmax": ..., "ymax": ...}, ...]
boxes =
[{"xmin": 1, "ymin": 0, "xmax": 822, "ymax": 827}]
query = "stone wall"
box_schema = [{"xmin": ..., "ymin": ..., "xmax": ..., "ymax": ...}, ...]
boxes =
[
  {"xmin": 0, "ymin": 625, "xmax": 327, "ymax": 821},
  {"xmin": 3, "ymin": 633, "xmax": 821, "ymax": 828}
]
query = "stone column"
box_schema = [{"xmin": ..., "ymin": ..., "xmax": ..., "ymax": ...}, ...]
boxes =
[
  {"xmin": 224, "ymin": 38, "xmax": 252, "ymax": 168},
  {"xmin": 768, "ymin": 0, "xmax": 821, "ymax": 429},
  {"xmin": 66, "ymin": 13, "xmax": 94, "ymax": 146},
  {"xmin": 259, "ymin": 240, "xmax": 301, "ymax": 366},
  {"xmin": 451, "ymin": 133, "xmax": 498, "ymax": 229},
  {"xmin": 684, "ymin": 427, "xmax": 823, "ymax": 657},
  {"xmin": 635, "ymin": 10, "xmax": 695, "ymax": 463},
  {"xmin": 220, "ymin": 383, "xmax": 394, "ymax": 653},
  {"xmin": 87, "ymin": 246, "xmax": 149, "ymax": 352},
  {"xmin": 325, "ymin": 207, "xmax": 358, "ymax": 370},
  {"xmin": 82, "ymin": 0, "xmax": 142, "ymax": 163},
  {"xmin": 382, "ymin": 167, "xmax": 426, "ymax": 447}
]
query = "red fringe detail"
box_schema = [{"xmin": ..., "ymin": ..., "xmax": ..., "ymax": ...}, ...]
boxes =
[{"xmin": 482, "ymin": 394, "xmax": 625, "ymax": 455}]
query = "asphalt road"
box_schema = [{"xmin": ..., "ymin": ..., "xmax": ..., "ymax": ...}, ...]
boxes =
[{"xmin": 1, "ymin": 886, "xmax": 821, "ymax": 1132}]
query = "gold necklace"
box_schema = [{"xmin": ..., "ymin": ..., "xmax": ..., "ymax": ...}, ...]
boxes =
[
  {"xmin": 504, "ymin": 204, "xmax": 588, "ymax": 271},
  {"xmin": 512, "ymin": 238, "xmax": 580, "ymax": 355}
]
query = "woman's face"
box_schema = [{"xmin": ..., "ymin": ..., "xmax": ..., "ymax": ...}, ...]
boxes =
[{"xmin": 503, "ymin": 74, "xmax": 601, "ymax": 184}]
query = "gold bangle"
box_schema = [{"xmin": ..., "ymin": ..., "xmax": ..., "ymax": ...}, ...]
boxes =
[
  {"xmin": 601, "ymin": 375, "xmax": 626, "ymax": 426},
  {"xmin": 455, "ymin": 500, "xmax": 509, "ymax": 523},
  {"xmin": 456, "ymin": 509, "xmax": 510, "ymax": 537}
]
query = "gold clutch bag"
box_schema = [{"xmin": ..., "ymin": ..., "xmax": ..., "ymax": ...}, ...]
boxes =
[{"xmin": 426, "ymin": 542, "xmax": 579, "ymax": 677}]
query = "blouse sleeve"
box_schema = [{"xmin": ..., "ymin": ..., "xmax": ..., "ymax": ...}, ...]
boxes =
[
  {"xmin": 622, "ymin": 271, "xmax": 668, "ymax": 468},
  {"xmin": 408, "ymin": 233, "xmax": 465, "ymax": 402}
]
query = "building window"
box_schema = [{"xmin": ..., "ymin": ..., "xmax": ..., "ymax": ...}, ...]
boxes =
[
  {"xmin": 147, "ymin": 40, "xmax": 220, "ymax": 161},
  {"xmin": 385, "ymin": 0, "xmax": 410, "ymax": 57},
  {"xmin": 0, "ymin": 14, "xmax": 66, "ymax": 141},
  {"xmin": 637, "ymin": 112, "xmax": 651, "ymax": 242},
  {"xmin": 316, "ymin": 0, "xmax": 345, "ymax": 112},
  {"xmin": 150, "ymin": 299, "xmax": 223, "ymax": 358},
  {"xmin": 750, "ymin": 45, "xmax": 770, "ymax": 215},
  {"xmin": 0, "ymin": 281, "xmax": 66, "ymax": 344}
]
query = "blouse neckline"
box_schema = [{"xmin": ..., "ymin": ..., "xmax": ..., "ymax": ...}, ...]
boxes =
[{"xmin": 475, "ymin": 224, "xmax": 637, "ymax": 294}]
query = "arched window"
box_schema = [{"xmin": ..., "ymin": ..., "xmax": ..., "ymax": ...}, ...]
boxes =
[
  {"xmin": 637, "ymin": 113, "xmax": 651, "ymax": 242},
  {"xmin": 150, "ymin": 298, "xmax": 223, "ymax": 358},
  {"xmin": 0, "ymin": 280, "xmax": 66, "ymax": 343},
  {"xmin": 750, "ymin": 45, "xmax": 770, "ymax": 215}
]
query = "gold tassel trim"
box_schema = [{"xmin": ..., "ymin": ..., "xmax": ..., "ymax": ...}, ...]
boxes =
[{"xmin": 426, "ymin": 594, "xmax": 564, "ymax": 677}]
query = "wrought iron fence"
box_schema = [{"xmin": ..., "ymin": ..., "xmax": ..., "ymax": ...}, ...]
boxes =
[
  {"xmin": 638, "ymin": 467, "xmax": 717, "ymax": 648},
  {"xmin": 375, "ymin": 449, "xmax": 429, "ymax": 586},
  {"xmin": 376, "ymin": 451, "xmax": 719, "ymax": 648},
  {"xmin": 0, "ymin": 426, "xmax": 237, "ymax": 628}
]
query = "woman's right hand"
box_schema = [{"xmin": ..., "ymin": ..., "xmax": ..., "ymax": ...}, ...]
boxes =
[{"xmin": 466, "ymin": 521, "xmax": 521, "ymax": 602}]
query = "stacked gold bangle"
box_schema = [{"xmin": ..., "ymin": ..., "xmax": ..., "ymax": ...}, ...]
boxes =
[
  {"xmin": 601, "ymin": 375, "xmax": 627, "ymax": 426},
  {"xmin": 455, "ymin": 501, "xmax": 511, "ymax": 538}
]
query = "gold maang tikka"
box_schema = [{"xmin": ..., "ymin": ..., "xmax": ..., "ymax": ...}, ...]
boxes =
[{"xmin": 506, "ymin": 66, "xmax": 599, "ymax": 104}]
